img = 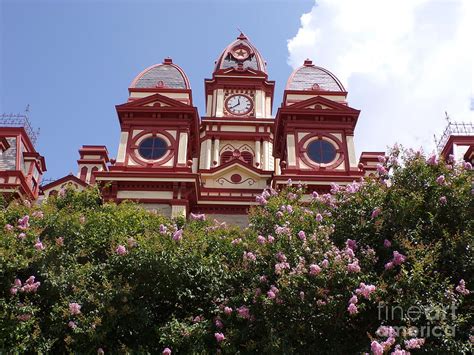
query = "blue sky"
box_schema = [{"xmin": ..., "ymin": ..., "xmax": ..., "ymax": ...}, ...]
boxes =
[
  {"xmin": 1, "ymin": 0, "xmax": 313, "ymax": 179},
  {"xmin": 1, "ymin": 0, "xmax": 472, "ymax": 181}
]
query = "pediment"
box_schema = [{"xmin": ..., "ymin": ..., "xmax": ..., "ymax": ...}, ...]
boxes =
[
  {"xmin": 116, "ymin": 93, "xmax": 191, "ymax": 111},
  {"xmin": 202, "ymin": 161, "xmax": 271, "ymax": 189},
  {"xmin": 286, "ymin": 96, "xmax": 359, "ymax": 114}
]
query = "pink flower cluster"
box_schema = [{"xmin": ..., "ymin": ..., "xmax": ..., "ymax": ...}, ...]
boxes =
[
  {"xmin": 256, "ymin": 190, "xmax": 271, "ymax": 205},
  {"xmin": 436, "ymin": 175, "xmax": 445, "ymax": 185},
  {"xmin": 376, "ymin": 164, "xmax": 388, "ymax": 175},
  {"xmin": 426, "ymin": 154, "xmax": 438, "ymax": 165},
  {"xmin": 275, "ymin": 225, "xmax": 291, "ymax": 235},
  {"xmin": 237, "ymin": 306, "xmax": 250, "ymax": 319},
  {"xmin": 190, "ymin": 213, "xmax": 206, "ymax": 221},
  {"xmin": 69, "ymin": 302, "xmax": 82, "ymax": 315},
  {"xmin": 162, "ymin": 348, "xmax": 172, "ymax": 355},
  {"xmin": 371, "ymin": 207, "xmax": 381, "ymax": 219},
  {"xmin": 172, "ymin": 229, "xmax": 183, "ymax": 241},
  {"xmin": 215, "ymin": 332, "xmax": 225, "ymax": 342},
  {"xmin": 34, "ymin": 239, "xmax": 45, "ymax": 251},
  {"xmin": 115, "ymin": 245, "xmax": 127, "ymax": 255},
  {"xmin": 309, "ymin": 264, "xmax": 321, "ymax": 276},
  {"xmin": 405, "ymin": 337, "xmax": 425, "ymax": 349},
  {"xmin": 243, "ymin": 251, "xmax": 257, "ymax": 262},
  {"xmin": 355, "ymin": 283, "xmax": 376, "ymax": 299},
  {"xmin": 267, "ymin": 285, "xmax": 279, "ymax": 300},
  {"xmin": 257, "ymin": 235, "xmax": 266, "ymax": 244},
  {"xmin": 347, "ymin": 294, "xmax": 358, "ymax": 315},
  {"xmin": 385, "ymin": 251, "xmax": 406, "ymax": 270},
  {"xmin": 455, "ymin": 279, "xmax": 470, "ymax": 295},
  {"xmin": 297, "ymin": 230, "xmax": 306, "ymax": 241},
  {"xmin": 17, "ymin": 215, "xmax": 30, "ymax": 230},
  {"xmin": 10, "ymin": 276, "xmax": 41, "ymax": 295},
  {"xmin": 347, "ymin": 260, "xmax": 361, "ymax": 273}
]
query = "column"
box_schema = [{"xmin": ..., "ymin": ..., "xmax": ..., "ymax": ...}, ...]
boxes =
[
  {"xmin": 255, "ymin": 140, "xmax": 261, "ymax": 168},
  {"xmin": 213, "ymin": 138, "xmax": 220, "ymax": 166},
  {"xmin": 263, "ymin": 140, "xmax": 269, "ymax": 170},
  {"xmin": 205, "ymin": 139, "xmax": 212, "ymax": 169}
]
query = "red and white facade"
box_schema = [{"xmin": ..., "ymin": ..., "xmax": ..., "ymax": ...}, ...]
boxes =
[
  {"xmin": 0, "ymin": 116, "xmax": 46, "ymax": 201},
  {"xmin": 5, "ymin": 32, "xmax": 465, "ymax": 222}
]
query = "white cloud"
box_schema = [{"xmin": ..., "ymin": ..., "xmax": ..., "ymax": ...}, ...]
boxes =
[{"xmin": 287, "ymin": 0, "xmax": 473, "ymax": 155}]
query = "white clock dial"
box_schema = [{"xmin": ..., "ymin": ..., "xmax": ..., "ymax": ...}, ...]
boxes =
[{"xmin": 226, "ymin": 94, "xmax": 253, "ymax": 115}]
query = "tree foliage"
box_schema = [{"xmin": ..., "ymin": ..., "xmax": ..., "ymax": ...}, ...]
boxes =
[{"xmin": 0, "ymin": 147, "xmax": 472, "ymax": 354}]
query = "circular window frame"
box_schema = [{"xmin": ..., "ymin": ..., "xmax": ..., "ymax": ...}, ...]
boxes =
[
  {"xmin": 299, "ymin": 134, "xmax": 344, "ymax": 169},
  {"xmin": 137, "ymin": 136, "xmax": 168, "ymax": 161},
  {"xmin": 129, "ymin": 131, "xmax": 175, "ymax": 166}
]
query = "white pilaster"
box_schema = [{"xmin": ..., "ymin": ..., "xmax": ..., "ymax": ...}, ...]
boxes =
[
  {"xmin": 116, "ymin": 132, "xmax": 129, "ymax": 163},
  {"xmin": 346, "ymin": 135, "xmax": 357, "ymax": 168},
  {"xmin": 216, "ymin": 89, "xmax": 224, "ymax": 117},
  {"xmin": 205, "ymin": 139, "xmax": 212, "ymax": 169},
  {"xmin": 263, "ymin": 140, "xmax": 269, "ymax": 170},
  {"xmin": 287, "ymin": 134, "xmax": 296, "ymax": 167},
  {"xmin": 213, "ymin": 138, "xmax": 220, "ymax": 166},
  {"xmin": 177, "ymin": 132, "xmax": 188, "ymax": 165},
  {"xmin": 255, "ymin": 140, "xmax": 261, "ymax": 168}
]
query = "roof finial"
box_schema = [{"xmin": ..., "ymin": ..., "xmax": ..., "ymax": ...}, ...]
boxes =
[
  {"xmin": 25, "ymin": 104, "xmax": 30, "ymax": 114},
  {"xmin": 237, "ymin": 28, "xmax": 247, "ymax": 40},
  {"xmin": 303, "ymin": 58, "xmax": 314, "ymax": 66}
]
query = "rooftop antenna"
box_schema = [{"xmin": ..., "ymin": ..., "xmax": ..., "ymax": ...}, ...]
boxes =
[{"xmin": 444, "ymin": 111, "xmax": 451, "ymax": 123}]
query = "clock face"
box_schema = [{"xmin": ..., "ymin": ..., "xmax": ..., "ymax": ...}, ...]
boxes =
[{"xmin": 225, "ymin": 94, "xmax": 253, "ymax": 115}]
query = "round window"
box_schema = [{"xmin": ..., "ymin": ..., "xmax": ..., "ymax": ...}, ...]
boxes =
[
  {"xmin": 307, "ymin": 139, "xmax": 337, "ymax": 164},
  {"xmin": 138, "ymin": 137, "xmax": 167, "ymax": 160}
]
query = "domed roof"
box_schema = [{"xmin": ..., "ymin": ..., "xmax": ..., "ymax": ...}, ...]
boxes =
[
  {"xmin": 130, "ymin": 58, "xmax": 190, "ymax": 89},
  {"xmin": 214, "ymin": 32, "xmax": 267, "ymax": 73},
  {"xmin": 286, "ymin": 59, "xmax": 345, "ymax": 92}
]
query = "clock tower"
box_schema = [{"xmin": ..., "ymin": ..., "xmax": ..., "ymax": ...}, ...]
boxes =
[{"xmin": 196, "ymin": 33, "xmax": 275, "ymax": 218}]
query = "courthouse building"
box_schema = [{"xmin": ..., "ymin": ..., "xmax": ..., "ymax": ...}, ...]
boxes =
[{"xmin": 1, "ymin": 33, "xmax": 473, "ymax": 223}]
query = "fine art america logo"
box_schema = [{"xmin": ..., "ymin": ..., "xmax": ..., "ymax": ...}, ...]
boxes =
[{"xmin": 377, "ymin": 303, "xmax": 458, "ymax": 337}]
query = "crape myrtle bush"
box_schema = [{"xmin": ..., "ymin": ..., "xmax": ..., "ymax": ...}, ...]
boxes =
[{"xmin": 0, "ymin": 146, "xmax": 472, "ymax": 354}]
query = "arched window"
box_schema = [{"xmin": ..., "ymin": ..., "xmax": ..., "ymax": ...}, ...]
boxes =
[
  {"xmin": 220, "ymin": 151, "xmax": 234, "ymax": 164},
  {"xmin": 89, "ymin": 167, "xmax": 99, "ymax": 184},
  {"xmin": 241, "ymin": 151, "xmax": 253, "ymax": 165},
  {"xmin": 307, "ymin": 140, "xmax": 337, "ymax": 164},
  {"xmin": 138, "ymin": 137, "xmax": 167, "ymax": 160},
  {"xmin": 80, "ymin": 166, "xmax": 88, "ymax": 181},
  {"xmin": 220, "ymin": 150, "xmax": 253, "ymax": 165}
]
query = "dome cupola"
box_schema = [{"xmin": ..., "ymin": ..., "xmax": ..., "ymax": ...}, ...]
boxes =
[
  {"xmin": 286, "ymin": 59, "xmax": 345, "ymax": 92},
  {"xmin": 130, "ymin": 58, "xmax": 190, "ymax": 90}
]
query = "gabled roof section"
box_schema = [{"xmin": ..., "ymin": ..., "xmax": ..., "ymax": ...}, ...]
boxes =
[
  {"xmin": 284, "ymin": 95, "xmax": 360, "ymax": 115},
  {"xmin": 202, "ymin": 157, "xmax": 271, "ymax": 177},
  {"xmin": 41, "ymin": 174, "xmax": 88, "ymax": 191},
  {"xmin": 117, "ymin": 93, "xmax": 193, "ymax": 111}
]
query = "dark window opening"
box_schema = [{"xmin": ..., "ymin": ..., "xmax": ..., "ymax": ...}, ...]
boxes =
[
  {"xmin": 307, "ymin": 140, "xmax": 336, "ymax": 164},
  {"xmin": 138, "ymin": 137, "xmax": 167, "ymax": 160}
]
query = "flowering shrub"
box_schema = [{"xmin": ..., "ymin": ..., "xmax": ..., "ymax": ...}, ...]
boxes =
[{"xmin": 0, "ymin": 147, "xmax": 472, "ymax": 353}]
